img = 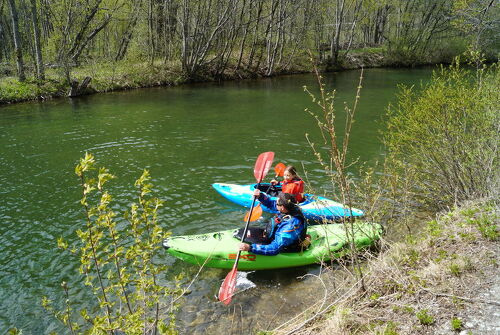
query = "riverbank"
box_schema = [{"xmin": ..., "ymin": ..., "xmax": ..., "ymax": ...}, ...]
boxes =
[
  {"xmin": 272, "ymin": 198, "xmax": 499, "ymax": 334},
  {"xmin": 0, "ymin": 48, "xmax": 449, "ymax": 106}
]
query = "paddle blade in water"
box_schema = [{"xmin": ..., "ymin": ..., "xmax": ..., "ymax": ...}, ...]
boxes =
[
  {"xmin": 244, "ymin": 203, "xmax": 262, "ymax": 222},
  {"xmin": 253, "ymin": 152, "xmax": 274, "ymax": 182},
  {"xmin": 218, "ymin": 267, "xmax": 237, "ymax": 305},
  {"xmin": 274, "ymin": 162, "xmax": 286, "ymax": 177}
]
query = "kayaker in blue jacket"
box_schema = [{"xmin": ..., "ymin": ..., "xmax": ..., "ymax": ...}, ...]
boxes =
[{"xmin": 239, "ymin": 189, "xmax": 307, "ymax": 255}]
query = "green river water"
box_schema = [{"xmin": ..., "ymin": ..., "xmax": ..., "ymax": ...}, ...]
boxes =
[{"xmin": 0, "ymin": 68, "xmax": 434, "ymax": 334}]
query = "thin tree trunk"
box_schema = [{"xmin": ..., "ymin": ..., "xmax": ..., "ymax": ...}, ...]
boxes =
[
  {"xmin": 72, "ymin": 15, "xmax": 111, "ymax": 64},
  {"xmin": 116, "ymin": 1, "xmax": 142, "ymax": 61},
  {"xmin": 7, "ymin": 0, "xmax": 25, "ymax": 81},
  {"xmin": 331, "ymin": 0, "xmax": 346, "ymax": 64},
  {"xmin": 247, "ymin": 0, "xmax": 264, "ymax": 70},
  {"xmin": 30, "ymin": 0, "xmax": 45, "ymax": 80},
  {"xmin": 66, "ymin": 0, "xmax": 103, "ymax": 62},
  {"xmin": 0, "ymin": 1, "xmax": 8, "ymax": 62},
  {"xmin": 148, "ymin": 0, "xmax": 155, "ymax": 64},
  {"xmin": 236, "ymin": 0, "xmax": 248, "ymax": 70}
]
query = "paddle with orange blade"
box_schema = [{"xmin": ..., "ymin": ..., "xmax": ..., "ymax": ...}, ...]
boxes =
[
  {"xmin": 266, "ymin": 162, "xmax": 286, "ymax": 193},
  {"xmin": 274, "ymin": 162, "xmax": 286, "ymax": 178},
  {"xmin": 244, "ymin": 203, "xmax": 262, "ymax": 222},
  {"xmin": 218, "ymin": 151, "xmax": 274, "ymax": 305}
]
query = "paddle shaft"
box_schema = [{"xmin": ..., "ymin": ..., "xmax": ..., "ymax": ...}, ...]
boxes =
[
  {"xmin": 233, "ymin": 187, "xmax": 259, "ymax": 269},
  {"xmin": 219, "ymin": 151, "xmax": 274, "ymax": 304}
]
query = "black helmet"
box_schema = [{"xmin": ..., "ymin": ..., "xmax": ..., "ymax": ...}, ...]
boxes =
[{"xmin": 276, "ymin": 193, "xmax": 298, "ymax": 212}]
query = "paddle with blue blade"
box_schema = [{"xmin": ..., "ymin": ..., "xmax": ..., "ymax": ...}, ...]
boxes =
[{"xmin": 218, "ymin": 151, "xmax": 274, "ymax": 305}]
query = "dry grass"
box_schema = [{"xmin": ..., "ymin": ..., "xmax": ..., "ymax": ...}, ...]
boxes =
[{"xmin": 270, "ymin": 198, "xmax": 499, "ymax": 334}]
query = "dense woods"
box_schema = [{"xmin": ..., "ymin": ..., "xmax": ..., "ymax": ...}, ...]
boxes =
[{"xmin": 0, "ymin": 0, "xmax": 498, "ymax": 98}]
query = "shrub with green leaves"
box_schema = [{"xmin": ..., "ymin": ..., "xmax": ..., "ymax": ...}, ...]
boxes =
[
  {"xmin": 42, "ymin": 153, "xmax": 182, "ymax": 334},
  {"xmin": 384, "ymin": 61, "xmax": 499, "ymax": 209},
  {"xmin": 416, "ymin": 309, "xmax": 435, "ymax": 325},
  {"xmin": 451, "ymin": 317, "xmax": 463, "ymax": 331}
]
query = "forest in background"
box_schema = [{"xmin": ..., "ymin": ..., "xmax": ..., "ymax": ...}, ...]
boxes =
[{"xmin": 0, "ymin": 0, "xmax": 498, "ymax": 102}]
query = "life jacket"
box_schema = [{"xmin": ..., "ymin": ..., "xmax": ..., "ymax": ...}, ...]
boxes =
[
  {"xmin": 265, "ymin": 213, "xmax": 308, "ymax": 252},
  {"xmin": 281, "ymin": 178, "xmax": 305, "ymax": 203}
]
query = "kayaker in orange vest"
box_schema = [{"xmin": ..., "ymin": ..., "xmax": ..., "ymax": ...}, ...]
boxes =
[{"xmin": 271, "ymin": 165, "xmax": 305, "ymax": 203}]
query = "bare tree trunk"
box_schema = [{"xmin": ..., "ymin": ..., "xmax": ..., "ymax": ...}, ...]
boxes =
[
  {"xmin": 66, "ymin": 0, "xmax": 103, "ymax": 62},
  {"xmin": 0, "ymin": 1, "xmax": 9, "ymax": 62},
  {"xmin": 236, "ymin": 0, "xmax": 248, "ymax": 70},
  {"xmin": 162, "ymin": 0, "xmax": 177, "ymax": 64},
  {"xmin": 30, "ymin": 0, "xmax": 45, "ymax": 80},
  {"xmin": 148, "ymin": 0, "xmax": 155, "ymax": 64},
  {"xmin": 7, "ymin": 0, "xmax": 25, "ymax": 81},
  {"xmin": 180, "ymin": 0, "xmax": 236, "ymax": 78},
  {"xmin": 116, "ymin": 1, "xmax": 143, "ymax": 61},
  {"xmin": 330, "ymin": 0, "xmax": 346, "ymax": 64},
  {"xmin": 180, "ymin": 0, "xmax": 189, "ymax": 72},
  {"xmin": 266, "ymin": 0, "xmax": 281, "ymax": 76},
  {"xmin": 247, "ymin": 0, "xmax": 264, "ymax": 70},
  {"xmin": 71, "ymin": 15, "xmax": 112, "ymax": 63},
  {"xmin": 341, "ymin": 0, "xmax": 364, "ymax": 61}
]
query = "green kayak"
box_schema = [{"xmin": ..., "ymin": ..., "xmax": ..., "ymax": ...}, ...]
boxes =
[{"xmin": 163, "ymin": 222, "xmax": 383, "ymax": 270}]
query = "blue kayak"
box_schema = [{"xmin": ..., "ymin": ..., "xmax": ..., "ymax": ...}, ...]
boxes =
[{"xmin": 212, "ymin": 183, "xmax": 364, "ymax": 221}]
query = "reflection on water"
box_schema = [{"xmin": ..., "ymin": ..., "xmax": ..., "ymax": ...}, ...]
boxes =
[{"xmin": 0, "ymin": 68, "xmax": 434, "ymax": 334}]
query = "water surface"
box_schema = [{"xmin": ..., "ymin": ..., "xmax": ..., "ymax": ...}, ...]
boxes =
[{"xmin": 0, "ymin": 68, "xmax": 434, "ymax": 334}]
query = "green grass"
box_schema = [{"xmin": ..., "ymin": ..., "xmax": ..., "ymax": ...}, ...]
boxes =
[
  {"xmin": 449, "ymin": 263, "xmax": 462, "ymax": 277},
  {"xmin": 0, "ymin": 77, "xmax": 65, "ymax": 103},
  {"xmin": 0, "ymin": 60, "xmax": 187, "ymax": 104},
  {"xmin": 349, "ymin": 47, "xmax": 386, "ymax": 54}
]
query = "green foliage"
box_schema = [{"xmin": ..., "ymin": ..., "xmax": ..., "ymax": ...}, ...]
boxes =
[
  {"xmin": 451, "ymin": 0, "xmax": 500, "ymax": 57},
  {"xmin": 403, "ymin": 306, "xmax": 415, "ymax": 314},
  {"xmin": 460, "ymin": 208, "xmax": 478, "ymax": 218},
  {"xmin": 0, "ymin": 77, "xmax": 65, "ymax": 102},
  {"xmin": 426, "ymin": 220, "xmax": 443, "ymax": 237},
  {"xmin": 384, "ymin": 61, "xmax": 500, "ymax": 209},
  {"xmin": 449, "ymin": 263, "xmax": 462, "ymax": 277},
  {"xmin": 5, "ymin": 0, "xmax": 493, "ymax": 105},
  {"xmin": 44, "ymin": 153, "xmax": 182, "ymax": 334},
  {"xmin": 379, "ymin": 321, "xmax": 399, "ymax": 335},
  {"xmin": 416, "ymin": 309, "xmax": 435, "ymax": 325},
  {"xmin": 434, "ymin": 249, "xmax": 448, "ymax": 263},
  {"xmin": 469, "ymin": 214, "xmax": 499, "ymax": 241},
  {"xmin": 400, "ymin": 248, "xmax": 421, "ymax": 267},
  {"xmin": 451, "ymin": 317, "xmax": 463, "ymax": 331},
  {"xmin": 73, "ymin": 60, "xmax": 185, "ymax": 92}
]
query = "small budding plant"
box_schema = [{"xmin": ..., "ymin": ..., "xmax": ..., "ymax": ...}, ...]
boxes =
[
  {"xmin": 451, "ymin": 317, "xmax": 463, "ymax": 331},
  {"xmin": 42, "ymin": 153, "xmax": 182, "ymax": 334},
  {"xmin": 416, "ymin": 309, "xmax": 435, "ymax": 326},
  {"xmin": 303, "ymin": 56, "xmax": 369, "ymax": 287}
]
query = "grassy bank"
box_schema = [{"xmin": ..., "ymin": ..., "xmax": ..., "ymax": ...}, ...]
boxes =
[
  {"xmin": 0, "ymin": 48, "xmax": 456, "ymax": 105},
  {"xmin": 268, "ymin": 60, "xmax": 499, "ymax": 335},
  {"xmin": 271, "ymin": 198, "xmax": 499, "ymax": 334}
]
